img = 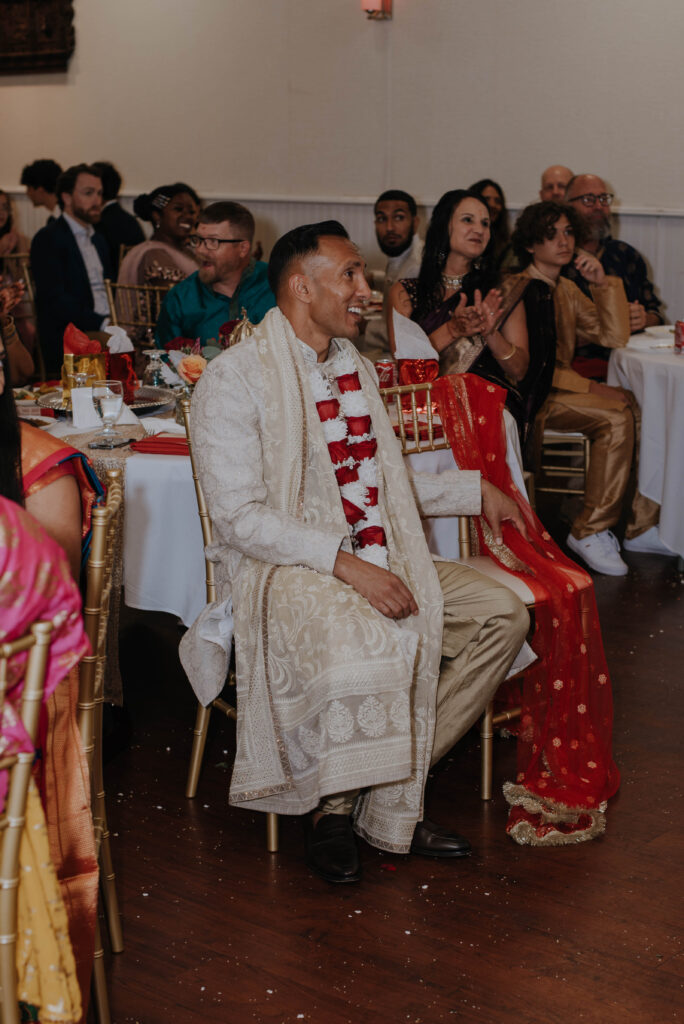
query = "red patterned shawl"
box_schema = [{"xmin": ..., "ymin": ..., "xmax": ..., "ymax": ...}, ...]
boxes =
[{"xmin": 433, "ymin": 373, "xmax": 619, "ymax": 844}]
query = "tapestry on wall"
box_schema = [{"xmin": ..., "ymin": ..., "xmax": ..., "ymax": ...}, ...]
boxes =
[{"xmin": 0, "ymin": 0, "xmax": 75, "ymax": 74}]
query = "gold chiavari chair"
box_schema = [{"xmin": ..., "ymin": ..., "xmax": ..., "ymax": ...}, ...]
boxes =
[
  {"xmin": 0, "ymin": 255, "xmax": 45, "ymax": 383},
  {"xmin": 78, "ymin": 468, "xmax": 124, "ymax": 1024},
  {"xmin": 179, "ymin": 398, "xmax": 279, "ymax": 852},
  {"xmin": 117, "ymin": 243, "xmax": 135, "ymax": 269},
  {"xmin": 104, "ymin": 279, "xmax": 173, "ymax": 345},
  {"xmin": 380, "ymin": 380, "xmax": 536, "ymax": 800},
  {"xmin": 537, "ymin": 429, "xmax": 591, "ymax": 498},
  {"xmin": 0, "ymin": 252, "xmax": 30, "ymax": 286},
  {"xmin": 0, "ymin": 620, "xmax": 53, "ymax": 1024}
]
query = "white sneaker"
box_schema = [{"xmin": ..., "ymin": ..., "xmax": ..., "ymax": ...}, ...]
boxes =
[
  {"xmin": 623, "ymin": 526, "xmax": 675, "ymax": 556},
  {"xmin": 566, "ymin": 530, "xmax": 629, "ymax": 576}
]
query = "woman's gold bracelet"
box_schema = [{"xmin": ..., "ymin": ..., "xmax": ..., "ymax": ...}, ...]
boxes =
[{"xmin": 499, "ymin": 341, "xmax": 517, "ymax": 361}]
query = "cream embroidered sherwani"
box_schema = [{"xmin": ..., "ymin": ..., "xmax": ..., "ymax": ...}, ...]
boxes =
[{"xmin": 179, "ymin": 307, "xmax": 527, "ymax": 852}]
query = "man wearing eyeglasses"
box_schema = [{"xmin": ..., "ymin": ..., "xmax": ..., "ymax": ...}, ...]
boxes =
[
  {"xmin": 563, "ymin": 175, "xmax": 663, "ymax": 352},
  {"xmin": 155, "ymin": 201, "xmax": 275, "ymax": 349}
]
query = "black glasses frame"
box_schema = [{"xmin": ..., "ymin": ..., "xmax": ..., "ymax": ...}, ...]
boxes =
[{"xmin": 188, "ymin": 235, "xmax": 247, "ymax": 250}]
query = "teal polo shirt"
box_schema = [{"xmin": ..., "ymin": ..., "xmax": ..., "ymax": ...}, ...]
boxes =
[{"xmin": 155, "ymin": 261, "xmax": 275, "ymax": 348}]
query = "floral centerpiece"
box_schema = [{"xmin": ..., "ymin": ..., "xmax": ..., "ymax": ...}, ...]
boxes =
[
  {"xmin": 163, "ymin": 311, "xmax": 253, "ymax": 394},
  {"xmin": 164, "ymin": 317, "xmax": 250, "ymax": 422},
  {"xmin": 177, "ymin": 354, "xmax": 207, "ymax": 385}
]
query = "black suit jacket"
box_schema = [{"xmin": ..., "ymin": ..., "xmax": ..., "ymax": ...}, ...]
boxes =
[
  {"xmin": 98, "ymin": 202, "xmax": 145, "ymax": 274},
  {"xmin": 30, "ymin": 216, "xmax": 112, "ymax": 373}
]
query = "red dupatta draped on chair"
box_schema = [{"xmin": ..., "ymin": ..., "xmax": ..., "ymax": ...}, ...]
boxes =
[{"xmin": 432, "ymin": 373, "xmax": 620, "ymax": 844}]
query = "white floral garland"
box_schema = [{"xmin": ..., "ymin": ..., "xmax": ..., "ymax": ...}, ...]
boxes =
[{"xmin": 309, "ymin": 349, "xmax": 389, "ymax": 570}]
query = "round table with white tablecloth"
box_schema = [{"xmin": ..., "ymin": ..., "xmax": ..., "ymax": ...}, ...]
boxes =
[
  {"xmin": 47, "ymin": 414, "xmax": 207, "ymax": 626},
  {"xmin": 607, "ymin": 337, "xmax": 684, "ymax": 558}
]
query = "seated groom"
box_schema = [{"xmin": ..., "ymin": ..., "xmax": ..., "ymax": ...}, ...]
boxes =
[
  {"xmin": 155, "ymin": 201, "xmax": 275, "ymax": 348},
  {"xmin": 180, "ymin": 221, "xmax": 529, "ymax": 884}
]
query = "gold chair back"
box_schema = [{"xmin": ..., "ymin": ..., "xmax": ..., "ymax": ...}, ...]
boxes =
[
  {"xmin": 179, "ymin": 398, "xmax": 278, "ymax": 852},
  {"xmin": 77, "ymin": 468, "xmax": 124, "ymax": 1023},
  {"xmin": 537, "ymin": 430, "xmax": 590, "ymax": 497},
  {"xmin": 380, "ymin": 380, "xmax": 471, "ymax": 557},
  {"xmin": 117, "ymin": 243, "xmax": 135, "ymax": 269},
  {"xmin": 180, "ymin": 398, "xmax": 216, "ymax": 604},
  {"xmin": 0, "ymin": 620, "xmax": 54, "ymax": 1024},
  {"xmin": 79, "ymin": 469, "xmax": 123, "ymax": 789},
  {"xmin": 379, "ymin": 379, "xmax": 451, "ymax": 455},
  {"xmin": 0, "ymin": 253, "xmax": 31, "ymax": 287},
  {"xmin": 104, "ymin": 279, "xmax": 173, "ymax": 340},
  {"xmin": 0, "ymin": 256, "xmax": 46, "ymax": 382}
]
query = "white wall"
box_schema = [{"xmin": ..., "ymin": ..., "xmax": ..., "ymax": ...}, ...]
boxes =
[
  {"xmin": 2, "ymin": 0, "xmax": 684, "ymax": 208},
  {"xmin": 2, "ymin": 0, "xmax": 682, "ymax": 312}
]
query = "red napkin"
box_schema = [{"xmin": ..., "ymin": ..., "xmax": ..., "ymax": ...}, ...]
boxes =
[
  {"xmin": 129, "ymin": 435, "xmax": 189, "ymax": 456},
  {"xmin": 63, "ymin": 323, "xmax": 102, "ymax": 355}
]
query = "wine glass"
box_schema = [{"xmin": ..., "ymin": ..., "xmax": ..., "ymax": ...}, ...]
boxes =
[
  {"xmin": 141, "ymin": 349, "xmax": 165, "ymax": 387},
  {"xmin": 88, "ymin": 380, "xmax": 126, "ymax": 449}
]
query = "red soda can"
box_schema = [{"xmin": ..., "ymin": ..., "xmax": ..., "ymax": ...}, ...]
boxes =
[
  {"xmin": 674, "ymin": 321, "xmax": 684, "ymax": 354},
  {"xmin": 375, "ymin": 359, "xmax": 397, "ymax": 388}
]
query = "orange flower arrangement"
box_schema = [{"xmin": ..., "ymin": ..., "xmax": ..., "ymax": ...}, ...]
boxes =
[{"xmin": 178, "ymin": 354, "xmax": 207, "ymax": 385}]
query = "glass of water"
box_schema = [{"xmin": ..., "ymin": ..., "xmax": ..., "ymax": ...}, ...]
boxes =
[
  {"xmin": 89, "ymin": 380, "xmax": 126, "ymax": 449},
  {"xmin": 141, "ymin": 349, "xmax": 166, "ymax": 387}
]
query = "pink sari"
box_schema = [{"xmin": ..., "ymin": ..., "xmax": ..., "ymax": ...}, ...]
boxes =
[{"xmin": 0, "ymin": 495, "xmax": 88, "ymax": 804}]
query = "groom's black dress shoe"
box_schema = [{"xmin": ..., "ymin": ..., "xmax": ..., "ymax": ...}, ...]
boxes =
[
  {"xmin": 305, "ymin": 813, "xmax": 361, "ymax": 884},
  {"xmin": 410, "ymin": 818, "xmax": 472, "ymax": 858}
]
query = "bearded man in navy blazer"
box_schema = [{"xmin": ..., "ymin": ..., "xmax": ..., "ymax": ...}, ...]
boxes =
[{"xmin": 31, "ymin": 163, "xmax": 112, "ymax": 373}]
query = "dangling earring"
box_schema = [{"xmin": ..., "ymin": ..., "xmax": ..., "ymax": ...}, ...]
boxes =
[{"xmin": 438, "ymin": 250, "xmax": 447, "ymax": 263}]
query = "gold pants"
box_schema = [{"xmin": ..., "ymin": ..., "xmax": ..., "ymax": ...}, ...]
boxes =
[
  {"xmin": 318, "ymin": 560, "xmax": 530, "ymax": 815},
  {"xmin": 543, "ymin": 388, "xmax": 659, "ymax": 540}
]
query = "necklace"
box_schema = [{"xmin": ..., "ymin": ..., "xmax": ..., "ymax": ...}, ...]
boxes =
[{"xmin": 441, "ymin": 272, "xmax": 465, "ymax": 290}]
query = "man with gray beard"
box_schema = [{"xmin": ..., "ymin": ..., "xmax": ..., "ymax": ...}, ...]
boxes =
[{"xmin": 563, "ymin": 174, "xmax": 663, "ymax": 347}]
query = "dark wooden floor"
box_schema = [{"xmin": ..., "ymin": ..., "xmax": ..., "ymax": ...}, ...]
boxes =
[{"xmin": 102, "ymin": 517, "xmax": 683, "ymax": 1024}]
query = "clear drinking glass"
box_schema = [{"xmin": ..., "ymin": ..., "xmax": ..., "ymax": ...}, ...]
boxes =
[
  {"xmin": 88, "ymin": 380, "xmax": 126, "ymax": 449},
  {"xmin": 141, "ymin": 349, "xmax": 165, "ymax": 387}
]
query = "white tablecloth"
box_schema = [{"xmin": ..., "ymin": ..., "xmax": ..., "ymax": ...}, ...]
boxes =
[
  {"xmin": 45, "ymin": 412, "xmax": 207, "ymax": 626},
  {"xmin": 123, "ymin": 454, "xmax": 206, "ymax": 625},
  {"xmin": 607, "ymin": 340, "xmax": 684, "ymax": 557}
]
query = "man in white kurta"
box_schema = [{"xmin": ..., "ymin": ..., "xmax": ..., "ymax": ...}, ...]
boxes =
[{"xmin": 180, "ymin": 221, "xmax": 529, "ymax": 883}]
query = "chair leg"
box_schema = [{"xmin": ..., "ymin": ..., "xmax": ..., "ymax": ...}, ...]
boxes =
[
  {"xmin": 266, "ymin": 813, "xmax": 279, "ymax": 853},
  {"xmin": 480, "ymin": 701, "xmax": 494, "ymax": 801},
  {"xmin": 92, "ymin": 703, "xmax": 123, "ymax": 953},
  {"xmin": 99, "ymin": 828, "xmax": 124, "ymax": 954},
  {"xmin": 186, "ymin": 703, "xmax": 211, "ymax": 798},
  {"xmin": 91, "ymin": 917, "xmax": 111, "ymax": 1024},
  {"xmin": 0, "ymin": 942, "xmax": 19, "ymax": 1024}
]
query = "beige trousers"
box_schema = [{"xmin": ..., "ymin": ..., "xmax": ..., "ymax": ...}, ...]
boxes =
[
  {"xmin": 318, "ymin": 560, "xmax": 530, "ymax": 815},
  {"xmin": 543, "ymin": 388, "xmax": 659, "ymax": 540}
]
